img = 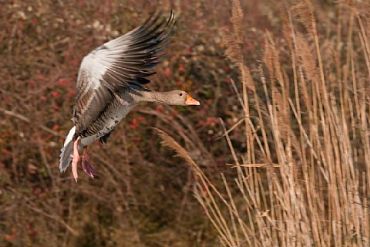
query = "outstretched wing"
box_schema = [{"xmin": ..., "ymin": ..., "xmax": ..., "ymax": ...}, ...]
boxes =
[{"xmin": 73, "ymin": 11, "xmax": 175, "ymax": 136}]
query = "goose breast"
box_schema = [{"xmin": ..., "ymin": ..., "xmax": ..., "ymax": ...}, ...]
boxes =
[{"xmin": 80, "ymin": 96, "xmax": 136, "ymax": 147}]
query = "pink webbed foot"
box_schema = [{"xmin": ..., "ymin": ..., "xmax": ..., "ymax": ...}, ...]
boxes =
[
  {"xmin": 82, "ymin": 150, "xmax": 96, "ymax": 178},
  {"xmin": 71, "ymin": 137, "xmax": 81, "ymax": 182}
]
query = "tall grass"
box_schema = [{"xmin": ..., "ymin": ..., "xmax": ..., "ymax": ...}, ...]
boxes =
[
  {"xmin": 1, "ymin": 0, "xmax": 368, "ymax": 245},
  {"xmin": 159, "ymin": 0, "xmax": 369, "ymax": 246}
]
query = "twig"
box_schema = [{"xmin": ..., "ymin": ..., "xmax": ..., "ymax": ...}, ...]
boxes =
[
  {"xmin": 0, "ymin": 107, "xmax": 62, "ymax": 137},
  {"xmin": 228, "ymin": 163, "xmax": 280, "ymax": 168}
]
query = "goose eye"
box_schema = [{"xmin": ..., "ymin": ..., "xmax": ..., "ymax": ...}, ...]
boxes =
[{"xmin": 179, "ymin": 93, "xmax": 183, "ymax": 96}]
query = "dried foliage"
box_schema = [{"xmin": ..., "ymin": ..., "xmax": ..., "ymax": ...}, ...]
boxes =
[
  {"xmin": 1, "ymin": 0, "xmax": 369, "ymax": 246},
  {"xmin": 0, "ymin": 0, "xmax": 233, "ymax": 246},
  {"xmin": 159, "ymin": 0, "xmax": 370, "ymax": 246}
]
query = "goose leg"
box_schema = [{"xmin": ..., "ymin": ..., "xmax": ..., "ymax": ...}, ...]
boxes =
[
  {"xmin": 82, "ymin": 149, "xmax": 95, "ymax": 178},
  {"xmin": 71, "ymin": 137, "xmax": 81, "ymax": 182}
]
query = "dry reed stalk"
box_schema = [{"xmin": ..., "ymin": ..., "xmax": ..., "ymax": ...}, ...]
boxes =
[
  {"xmin": 156, "ymin": 0, "xmax": 370, "ymax": 246},
  {"xmin": 155, "ymin": 128, "xmax": 242, "ymax": 246},
  {"xmin": 222, "ymin": 0, "xmax": 258, "ymax": 166}
]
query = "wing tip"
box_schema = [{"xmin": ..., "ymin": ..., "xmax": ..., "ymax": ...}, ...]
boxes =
[{"xmin": 145, "ymin": 9, "xmax": 176, "ymax": 31}]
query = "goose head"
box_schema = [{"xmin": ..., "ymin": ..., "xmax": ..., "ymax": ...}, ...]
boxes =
[{"xmin": 162, "ymin": 90, "xmax": 200, "ymax": 106}]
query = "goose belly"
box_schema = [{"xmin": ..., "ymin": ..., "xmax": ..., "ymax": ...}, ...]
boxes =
[{"xmin": 80, "ymin": 105, "xmax": 134, "ymax": 146}]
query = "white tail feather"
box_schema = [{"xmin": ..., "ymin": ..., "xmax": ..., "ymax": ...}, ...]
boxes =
[
  {"xmin": 59, "ymin": 126, "xmax": 76, "ymax": 172},
  {"xmin": 64, "ymin": 126, "xmax": 76, "ymax": 147}
]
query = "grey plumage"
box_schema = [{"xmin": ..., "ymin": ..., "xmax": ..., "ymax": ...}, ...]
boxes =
[
  {"xmin": 59, "ymin": 12, "xmax": 175, "ymax": 172},
  {"xmin": 73, "ymin": 11, "xmax": 175, "ymax": 138}
]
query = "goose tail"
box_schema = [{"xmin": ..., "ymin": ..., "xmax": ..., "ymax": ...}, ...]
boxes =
[{"xmin": 59, "ymin": 126, "xmax": 76, "ymax": 173}]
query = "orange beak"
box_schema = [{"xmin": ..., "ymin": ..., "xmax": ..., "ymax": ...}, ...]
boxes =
[{"xmin": 185, "ymin": 94, "xmax": 200, "ymax": 105}]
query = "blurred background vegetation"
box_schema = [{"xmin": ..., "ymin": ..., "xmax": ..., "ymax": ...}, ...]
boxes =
[{"xmin": 0, "ymin": 0, "xmax": 369, "ymax": 246}]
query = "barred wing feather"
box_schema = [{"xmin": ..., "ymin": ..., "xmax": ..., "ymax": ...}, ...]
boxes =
[{"xmin": 73, "ymin": 12, "xmax": 175, "ymax": 136}]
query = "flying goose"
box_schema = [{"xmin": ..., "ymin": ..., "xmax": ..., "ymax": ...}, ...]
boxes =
[{"xmin": 59, "ymin": 12, "xmax": 200, "ymax": 181}]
